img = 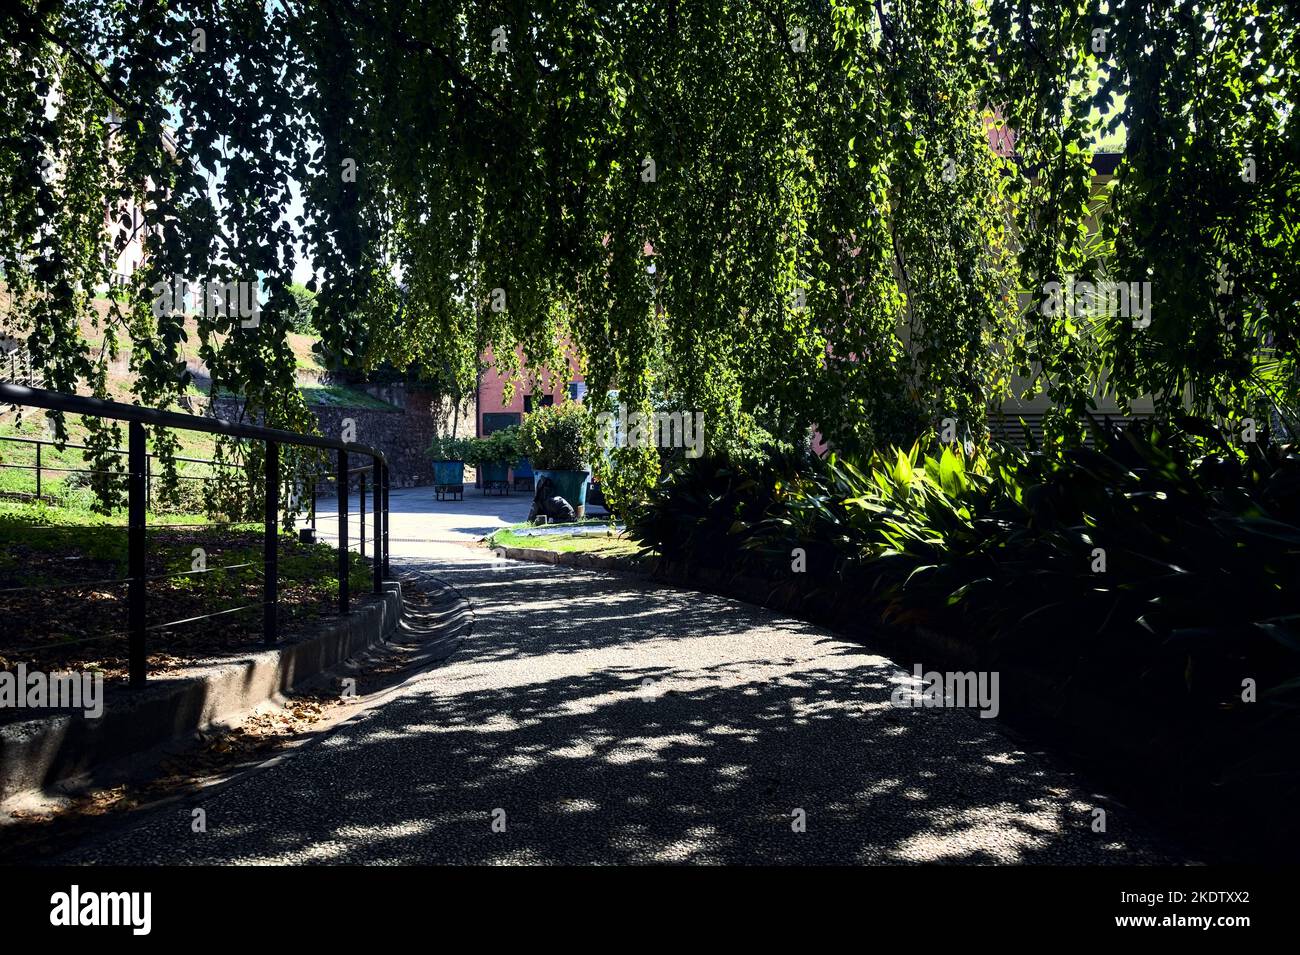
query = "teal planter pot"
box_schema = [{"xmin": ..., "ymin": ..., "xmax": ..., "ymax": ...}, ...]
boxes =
[
  {"xmin": 535, "ymin": 468, "xmax": 591, "ymax": 518},
  {"xmin": 480, "ymin": 460, "xmax": 510, "ymax": 484},
  {"xmin": 432, "ymin": 460, "xmax": 465, "ymax": 486}
]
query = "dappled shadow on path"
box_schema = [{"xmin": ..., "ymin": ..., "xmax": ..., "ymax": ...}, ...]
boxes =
[{"xmin": 67, "ymin": 557, "xmax": 1179, "ymax": 865}]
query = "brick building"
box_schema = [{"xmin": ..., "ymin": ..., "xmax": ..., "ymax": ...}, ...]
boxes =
[{"xmin": 475, "ymin": 345, "xmax": 587, "ymax": 437}]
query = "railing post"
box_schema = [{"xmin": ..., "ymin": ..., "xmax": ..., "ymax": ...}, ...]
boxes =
[
  {"xmin": 360, "ymin": 471, "xmax": 366, "ymax": 559},
  {"xmin": 264, "ymin": 440, "xmax": 279, "ymax": 646},
  {"xmin": 34, "ymin": 440, "xmax": 41, "ymax": 500},
  {"xmin": 373, "ymin": 456, "xmax": 382, "ymax": 594},
  {"xmin": 128, "ymin": 421, "xmax": 147, "ymax": 687},
  {"xmin": 337, "ymin": 448, "xmax": 349, "ymax": 615},
  {"xmin": 382, "ymin": 462, "xmax": 390, "ymax": 578},
  {"xmin": 310, "ymin": 474, "xmax": 317, "ymax": 531}
]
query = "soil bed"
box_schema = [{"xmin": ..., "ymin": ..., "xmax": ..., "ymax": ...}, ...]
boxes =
[{"xmin": 0, "ymin": 520, "xmax": 371, "ymax": 688}]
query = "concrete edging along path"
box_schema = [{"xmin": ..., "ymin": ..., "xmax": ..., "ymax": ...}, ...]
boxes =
[
  {"xmin": 0, "ymin": 584, "xmax": 402, "ymax": 808},
  {"xmin": 494, "ymin": 544, "xmax": 649, "ymax": 572}
]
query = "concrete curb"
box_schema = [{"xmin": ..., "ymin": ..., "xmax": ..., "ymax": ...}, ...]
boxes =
[
  {"xmin": 496, "ymin": 545, "xmax": 650, "ymax": 573},
  {"xmin": 0, "ymin": 583, "xmax": 402, "ymax": 807}
]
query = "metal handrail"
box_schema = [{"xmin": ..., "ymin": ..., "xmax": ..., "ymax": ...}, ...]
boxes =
[
  {"xmin": 0, "ymin": 382, "xmax": 391, "ymax": 688},
  {"xmin": 0, "ymin": 431, "xmax": 243, "ymax": 465},
  {"xmin": 0, "ymin": 384, "xmax": 388, "ymax": 457},
  {"xmin": 0, "ymin": 433, "xmax": 343, "ymax": 499}
]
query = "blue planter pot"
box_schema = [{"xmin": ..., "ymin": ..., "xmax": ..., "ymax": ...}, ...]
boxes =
[
  {"xmin": 514, "ymin": 457, "xmax": 534, "ymax": 479},
  {"xmin": 432, "ymin": 460, "xmax": 465, "ymax": 486},
  {"xmin": 480, "ymin": 460, "xmax": 510, "ymax": 484},
  {"xmin": 535, "ymin": 469, "xmax": 591, "ymax": 518}
]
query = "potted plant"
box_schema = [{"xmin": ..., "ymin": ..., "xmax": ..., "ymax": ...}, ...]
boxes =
[
  {"xmin": 427, "ymin": 435, "xmax": 474, "ymax": 488},
  {"xmin": 519, "ymin": 402, "xmax": 592, "ymax": 517},
  {"xmin": 469, "ymin": 427, "xmax": 521, "ymax": 489},
  {"xmin": 513, "ymin": 453, "xmax": 534, "ymax": 491}
]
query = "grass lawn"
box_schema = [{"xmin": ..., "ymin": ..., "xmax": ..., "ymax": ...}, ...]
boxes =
[
  {"xmin": 0, "ymin": 409, "xmax": 228, "ymax": 512},
  {"xmin": 298, "ymin": 383, "xmax": 400, "ymax": 411},
  {"xmin": 486, "ymin": 522, "xmax": 650, "ymax": 559}
]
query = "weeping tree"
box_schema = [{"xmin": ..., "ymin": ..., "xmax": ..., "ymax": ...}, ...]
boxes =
[
  {"xmin": 0, "ymin": 0, "xmax": 1022, "ymax": 515},
  {"xmin": 2, "ymin": 0, "xmax": 320, "ymax": 513},
  {"xmin": 1, "ymin": 0, "xmax": 1294, "ymax": 513},
  {"xmin": 988, "ymin": 0, "xmax": 1300, "ymax": 441}
]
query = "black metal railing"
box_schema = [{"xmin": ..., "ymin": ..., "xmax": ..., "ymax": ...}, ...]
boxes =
[
  {"xmin": 0, "ymin": 431, "xmax": 245, "ymax": 502},
  {"xmin": 0, "ymin": 383, "xmax": 390, "ymax": 688},
  {"xmin": 1, "ymin": 346, "xmax": 35, "ymax": 388}
]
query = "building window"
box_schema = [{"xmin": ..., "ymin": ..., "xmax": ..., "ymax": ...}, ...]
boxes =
[{"xmin": 483, "ymin": 412, "xmax": 521, "ymax": 434}]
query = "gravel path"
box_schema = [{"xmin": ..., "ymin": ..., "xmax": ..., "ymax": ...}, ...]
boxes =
[{"xmin": 62, "ymin": 490, "xmax": 1183, "ymax": 864}]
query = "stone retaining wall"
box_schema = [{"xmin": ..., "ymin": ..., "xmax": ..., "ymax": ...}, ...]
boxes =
[{"xmin": 0, "ymin": 585, "xmax": 402, "ymax": 807}]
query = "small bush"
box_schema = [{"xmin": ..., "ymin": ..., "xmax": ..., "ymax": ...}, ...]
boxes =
[
  {"xmin": 466, "ymin": 426, "xmax": 522, "ymax": 466},
  {"xmin": 519, "ymin": 402, "xmax": 591, "ymax": 470},
  {"xmin": 427, "ymin": 435, "xmax": 475, "ymax": 462}
]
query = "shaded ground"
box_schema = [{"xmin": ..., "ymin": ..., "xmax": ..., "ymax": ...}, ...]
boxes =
[
  {"xmin": 0, "ymin": 574, "xmax": 467, "ymax": 861},
  {"xmin": 51, "ymin": 491, "xmax": 1185, "ymax": 864},
  {"xmin": 0, "ymin": 520, "xmax": 371, "ymax": 685}
]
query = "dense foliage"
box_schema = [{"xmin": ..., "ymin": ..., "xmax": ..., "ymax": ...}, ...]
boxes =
[
  {"xmin": 465, "ymin": 426, "xmax": 522, "ymax": 467},
  {"xmin": 639, "ymin": 424, "xmax": 1300, "ymax": 694},
  {"xmin": 628, "ymin": 424, "xmax": 1300, "ymax": 851},
  {"xmin": 10, "ymin": 2, "xmax": 1291, "ymax": 506},
  {"xmin": 426, "ymin": 434, "xmax": 475, "ymax": 463},
  {"xmin": 286, "ymin": 283, "xmax": 318, "ymax": 335},
  {"xmin": 988, "ymin": 0, "xmax": 1300, "ymax": 439},
  {"xmin": 519, "ymin": 401, "xmax": 591, "ymax": 471}
]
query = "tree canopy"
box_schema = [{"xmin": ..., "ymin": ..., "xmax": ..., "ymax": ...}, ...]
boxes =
[{"xmin": 2, "ymin": 1, "xmax": 1296, "ymax": 505}]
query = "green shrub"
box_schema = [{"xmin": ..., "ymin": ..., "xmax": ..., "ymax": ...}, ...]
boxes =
[
  {"xmin": 286, "ymin": 282, "xmax": 317, "ymax": 334},
  {"xmin": 592, "ymin": 442, "xmax": 659, "ymax": 522},
  {"xmin": 466, "ymin": 426, "xmax": 522, "ymax": 466},
  {"xmin": 519, "ymin": 402, "xmax": 590, "ymax": 471},
  {"xmin": 427, "ymin": 435, "xmax": 475, "ymax": 462},
  {"xmin": 747, "ymin": 423, "xmax": 1300, "ymax": 697},
  {"xmin": 627, "ymin": 447, "xmax": 810, "ymax": 568}
]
